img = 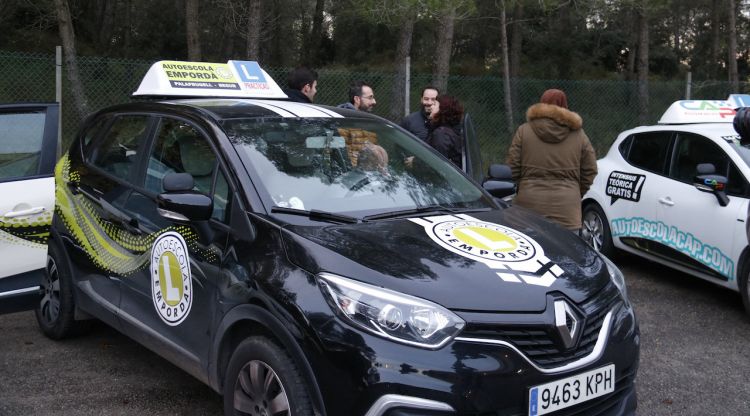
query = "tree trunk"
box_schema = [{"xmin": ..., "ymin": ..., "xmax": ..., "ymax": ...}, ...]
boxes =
[
  {"xmin": 625, "ymin": 9, "xmax": 638, "ymax": 82},
  {"xmin": 509, "ymin": 1, "xmax": 522, "ymax": 123},
  {"xmin": 246, "ymin": 0, "xmax": 262, "ymax": 60},
  {"xmin": 553, "ymin": 2, "xmax": 572, "ymax": 79},
  {"xmin": 499, "ymin": 0, "xmax": 513, "ymax": 134},
  {"xmin": 637, "ymin": 4, "xmax": 649, "ymax": 125},
  {"xmin": 305, "ymin": 0, "xmax": 325, "ymax": 64},
  {"xmin": 728, "ymin": 0, "xmax": 739, "ymax": 91},
  {"xmin": 509, "ymin": 1, "xmax": 522, "ymax": 79},
  {"xmin": 96, "ymin": 0, "xmax": 115, "ymax": 49},
  {"xmin": 185, "ymin": 0, "xmax": 201, "ymax": 60},
  {"xmin": 53, "ymin": 0, "xmax": 90, "ymax": 120},
  {"xmin": 388, "ymin": 11, "xmax": 416, "ymax": 122},
  {"xmin": 432, "ymin": 5, "xmax": 456, "ymax": 93},
  {"xmin": 123, "ymin": 0, "xmax": 132, "ymax": 56},
  {"xmin": 711, "ymin": 0, "xmax": 721, "ymax": 79}
]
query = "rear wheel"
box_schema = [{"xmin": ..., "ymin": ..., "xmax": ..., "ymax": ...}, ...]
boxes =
[
  {"xmin": 582, "ymin": 203, "xmax": 615, "ymax": 258},
  {"xmin": 223, "ymin": 337, "xmax": 313, "ymax": 416},
  {"xmin": 35, "ymin": 238, "xmax": 88, "ymax": 339}
]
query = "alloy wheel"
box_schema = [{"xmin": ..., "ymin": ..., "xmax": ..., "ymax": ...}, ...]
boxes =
[
  {"xmin": 39, "ymin": 255, "xmax": 62, "ymax": 324},
  {"xmin": 234, "ymin": 360, "xmax": 290, "ymax": 416},
  {"xmin": 582, "ymin": 210, "xmax": 604, "ymax": 252}
]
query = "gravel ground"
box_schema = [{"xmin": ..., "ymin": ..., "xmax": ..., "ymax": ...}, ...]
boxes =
[{"xmin": 1, "ymin": 252, "xmax": 748, "ymax": 415}]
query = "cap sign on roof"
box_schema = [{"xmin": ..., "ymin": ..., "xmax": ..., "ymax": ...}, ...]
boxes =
[
  {"xmin": 133, "ymin": 60, "xmax": 287, "ymax": 99},
  {"xmin": 658, "ymin": 94, "xmax": 750, "ymax": 124}
]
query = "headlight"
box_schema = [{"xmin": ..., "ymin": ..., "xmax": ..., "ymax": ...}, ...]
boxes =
[
  {"xmin": 601, "ymin": 255, "xmax": 628, "ymax": 301},
  {"xmin": 317, "ymin": 273, "xmax": 465, "ymax": 349}
]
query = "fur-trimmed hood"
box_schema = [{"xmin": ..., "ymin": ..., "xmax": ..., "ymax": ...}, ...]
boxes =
[{"xmin": 526, "ymin": 103, "xmax": 583, "ymax": 143}]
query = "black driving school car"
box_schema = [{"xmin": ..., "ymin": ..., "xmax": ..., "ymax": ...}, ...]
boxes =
[{"xmin": 7, "ymin": 61, "xmax": 639, "ymax": 415}]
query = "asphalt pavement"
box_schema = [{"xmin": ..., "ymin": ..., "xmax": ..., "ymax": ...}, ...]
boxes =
[{"xmin": 1, "ymin": 253, "xmax": 749, "ymax": 415}]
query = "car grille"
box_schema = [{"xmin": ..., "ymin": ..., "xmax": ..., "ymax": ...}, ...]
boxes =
[{"xmin": 460, "ymin": 284, "xmax": 622, "ymax": 369}]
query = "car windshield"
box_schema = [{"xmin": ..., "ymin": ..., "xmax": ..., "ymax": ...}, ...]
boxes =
[
  {"xmin": 727, "ymin": 140, "xmax": 750, "ymax": 168},
  {"xmin": 222, "ymin": 117, "xmax": 493, "ymax": 215}
]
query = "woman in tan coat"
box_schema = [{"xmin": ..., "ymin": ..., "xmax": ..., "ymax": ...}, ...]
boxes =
[{"xmin": 506, "ymin": 89, "xmax": 598, "ymax": 232}]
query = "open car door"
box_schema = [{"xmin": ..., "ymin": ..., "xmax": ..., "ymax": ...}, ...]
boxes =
[
  {"xmin": 0, "ymin": 103, "xmax": 58, "ymax": 314},
  {"xmin": 461, "ymin": 113, "xmax": 484, "ymax": 183}
]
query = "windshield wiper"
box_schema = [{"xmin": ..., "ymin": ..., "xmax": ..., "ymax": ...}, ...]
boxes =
[
  {"xmin": 361, "ymin": 205, "xmax": 491, "ymax": 222},
  {"xmin": 271, "ymin": 206, "xmax": 360, "ymax": 224}
]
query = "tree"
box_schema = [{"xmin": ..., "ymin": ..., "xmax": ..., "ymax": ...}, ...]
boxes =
[
  {"xmin": 304, "ymin": 0, "xmax": 326, "ymax": 64},
  {"xmin": 246, "ymin": 0, "xmax": 263, "ymax": 60},
  {"xmin": 53, "ymin": 0, "xmax": 89, "ymax": 120},
  {"xmin": 432, "ymin": 4, "xmax": 456, "ymax": 93},
  {"xmin": 186, "ymin": 0, "xmax": 201, "ymax": 60},
  {"xmin": 728, "ymin": 0, "xmax": 739, "ymax": 91},
  {"xmin": 499, "ymin": 0, "xmax": 513, "ymax": 133},
  {"xmin": 637, "ymin": 1, "xmax": 649, "ymax": 124}
]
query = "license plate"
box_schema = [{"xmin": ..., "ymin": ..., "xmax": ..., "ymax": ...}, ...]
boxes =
[{"xmin": 528, "ymin": 364, "xmax": 615, "ymax": 415}]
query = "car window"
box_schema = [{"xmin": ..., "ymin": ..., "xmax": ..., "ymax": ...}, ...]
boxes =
[
  {"xmin": 145, "ymin": 118, "xmax": 217, "ymax": 195},
  {"xmin": 618, "ymin": 135, "xmax": 632, "ymax": 158},
  {"xmin": 0, "ymin": 111, "xmax": 46, "ymax": 181},
  {"xmin": 224, "ymin": 117, "xmax": 492, "ymax": 215},
  {"xmin": 625, "ymin": 131, "xmax": 672, "ymax": 175},
  {"xmin": 212, "ymin": 169, "xmax": 230, "ymax": 222},
  {"xmin": 91, "ymin": 116, "xmax": 151, "ymax": 181},
  {"xmin": 670, "ymin": 132, "xmax": 748, "ymax": 196}
]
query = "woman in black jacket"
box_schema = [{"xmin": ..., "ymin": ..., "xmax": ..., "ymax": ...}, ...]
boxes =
[{"xmin": 427, "ymin": 95, "xmax": 464, "ymax": 169}]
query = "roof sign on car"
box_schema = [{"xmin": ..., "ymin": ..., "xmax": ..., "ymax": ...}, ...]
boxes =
[
  {"xmin": 658, "ymin": 94, "xmax": 750, "ymax": 124},
  {"xmin": 132, "ymin": 60, "xmax": 287, "ymax": 99}
]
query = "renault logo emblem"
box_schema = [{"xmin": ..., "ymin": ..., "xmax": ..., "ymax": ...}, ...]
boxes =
[{"xmin": 554, "ymin": 300, "xmax": 579, "ymax": 349}]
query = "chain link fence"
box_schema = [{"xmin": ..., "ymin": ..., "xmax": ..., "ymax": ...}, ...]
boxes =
[{"xmin": 3, "ymin": 49, "xmax": 750, "ymax": 169}]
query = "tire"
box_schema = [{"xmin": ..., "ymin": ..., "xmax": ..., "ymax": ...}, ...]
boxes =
[
  {"xmin": 34, "ymin": 238, "xmax": 89, "ymax": 339},
  {"xmin": 582, "ymin": 203, "xmax": 616, "ymax": 259},
  {"xmin": 223, "ymin": 337, "xmax": 313, "ymax": 416},
  {"xmin": 740, "ymin": 265, "xmax": 750, "ymax": 318}
]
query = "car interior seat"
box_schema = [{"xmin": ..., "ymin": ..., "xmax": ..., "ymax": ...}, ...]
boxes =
[{"xmin": 178, "ymin": 137, "xmax": 215, "ymax": 194}]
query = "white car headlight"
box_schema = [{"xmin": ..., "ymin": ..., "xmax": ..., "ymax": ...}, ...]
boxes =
[
  {"xmin": 317, "ymin": 273, "xmax": 465, "ymax": 349},
  {"xmin": 601, "ymin": 255, "xmax": 628, "ymax": 301}
]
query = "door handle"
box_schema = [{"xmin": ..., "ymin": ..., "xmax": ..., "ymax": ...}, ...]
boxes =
[
  {"xmin": 4, "ymin": 206, "xmax": 46, "ymax": 218},
  {"xmin": 658, "ymin": 197, "xmax": 675, "ymax": 206}
]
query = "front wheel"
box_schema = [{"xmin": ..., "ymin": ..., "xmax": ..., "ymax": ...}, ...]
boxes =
[
  {"xmin": 740, "ymin": 265, "xmax": 750, "ymax": 318},
  {"xmin": 223, "ymin": 337, "xmax": 313, "ymax": 416},
  {"xmin": 581, "ymin": 203, "xmax": 615, "ymax": 258},
  {"xmin": 35, "ymin": 238, "xmax": 89, "ymax": 339}
]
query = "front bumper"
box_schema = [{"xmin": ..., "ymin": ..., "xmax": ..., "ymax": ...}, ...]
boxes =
[{"xmin": 305, "ymin": 289, "xmax": 639, "ymax": 416}]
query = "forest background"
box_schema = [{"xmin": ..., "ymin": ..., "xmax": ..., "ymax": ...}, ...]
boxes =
[{"xmin": 1, "ymin": 0, "xmax": 750, "ymax": 163}]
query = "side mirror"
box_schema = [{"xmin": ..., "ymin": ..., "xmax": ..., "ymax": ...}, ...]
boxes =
[
  {"xmin": 693, "ymin": 163, "xmax": 729, "ymax": 207},
  {"xmin": 483, "ymin": 164, "xmax": 516, "ymax": 199},
  {"xmin": 157, "ymin": 172, "xmax": 213, "ymax": 221}
]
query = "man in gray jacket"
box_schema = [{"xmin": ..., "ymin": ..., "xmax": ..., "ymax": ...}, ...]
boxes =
[{"xmin": 400, "ymin": 86, "xmax": 439, "ymax": 141}]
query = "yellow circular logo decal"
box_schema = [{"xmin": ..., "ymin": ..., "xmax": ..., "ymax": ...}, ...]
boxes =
[
  {"xmin": 151, "ymin": 232, "xmax": 193, "ymax": 325},
  {"xmin": 433, "ymin": 220, "xmax": 536, "ymax": 262}
]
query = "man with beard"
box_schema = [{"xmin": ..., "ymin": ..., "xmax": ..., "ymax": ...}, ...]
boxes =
[
  {"xmin": 400, "ymin": 86, "xmax": 439, "ymax": 141},
  {"xmin": 337, "ymin": 80, "xmax": 377, "ymax": 112}
]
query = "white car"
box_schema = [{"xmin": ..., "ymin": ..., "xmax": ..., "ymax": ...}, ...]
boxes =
[
  {"xmin": 0, "ymin": 103, "xmax": 57, "ymax": 314},
  {"xmin": 582, "ymin": 95, "xmax": 750, "ymax": 315}
]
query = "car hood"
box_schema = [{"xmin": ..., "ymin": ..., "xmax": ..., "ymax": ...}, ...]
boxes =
[{"xmin": 281, "ymin": 207, "xmax": 610, "ymax": 312}]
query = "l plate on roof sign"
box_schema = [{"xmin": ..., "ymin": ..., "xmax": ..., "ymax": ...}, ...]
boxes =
[{"xmin": 133, "ymin": 60, "xmax": 287, "ymax": 99}]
